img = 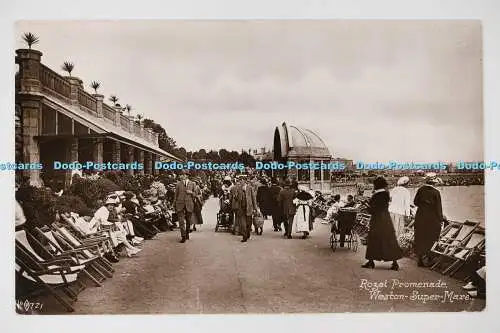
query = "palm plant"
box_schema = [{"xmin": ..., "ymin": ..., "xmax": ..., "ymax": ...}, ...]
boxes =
[
  {"xmin": 90, "ymin": 81, "xmax": 101, "ymax": 94},
  {"xmin": 136, "ymin": 113, "xmax": 144, "ymax": 123},
  {"xmin": 22, "ymin": 32, "xmax": 39, "ymax": 49},
  {"xmin": 61, "ymin": 61, "xmax": 74, "ymax": 76},
  {"xmin": 124, "ymin": 104, "xmax": 132, "ymax": 116},
  {"xmin": 109, "ymin": 95, "xmax": 119, "ymax": 106}
]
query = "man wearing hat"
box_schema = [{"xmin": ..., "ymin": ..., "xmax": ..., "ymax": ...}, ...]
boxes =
[
  {"xmin": 173, "ymin": 170, "xmax": 197, "ymax": 243},
  {"xmin": 413, "ymin": 172, "xmax": 446, "ymax": 267},
  {"xmin": 230, "ymin": 175, "xmax": 243, "ymax": 235},
  {"xmin": 277, "ymin": 178, "xmax": 297, "ymax": 239},
  {"xmin": 269, "ymin": 178, "xmax": 283, "ymax": 232},
  {"xmin": 389, "ymin": 176, "xmax": 412, "ymax": 237},
  {"xmin": 235, "ymin": 174, "xmax": 258, "ymax": 242}
]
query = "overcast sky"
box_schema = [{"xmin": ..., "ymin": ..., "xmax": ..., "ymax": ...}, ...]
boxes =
[{"xmin": 15, "ymin": 20, "xmax": 483, "ymax": 162}]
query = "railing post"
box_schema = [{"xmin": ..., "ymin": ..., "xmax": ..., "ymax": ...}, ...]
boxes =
[
  {"xmin": 113, "ymin": 106, "xmax": 122, "ymax": 127},
  {"xmin": 93, "ymin": 94, "xmax": 104, "ymax": 118},
  {"xmin": 15, "ymin": 49, "xmax": 43, "ymax": 94},
  {"xmin": 66, "ymin": 77, "xmax": 83, "ymax": 106}
]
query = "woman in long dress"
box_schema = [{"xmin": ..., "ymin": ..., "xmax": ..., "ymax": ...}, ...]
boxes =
[
  {"xmin": 413, "ymin": 172, "xmax": 445, "ymax": 266},
  {"xmin": 292, "ymin": 186, "xmax": 314, "ymax": 239},
  {"xmin": 362, "ymin": 176, "xmax": 403, "ymax": 270}
]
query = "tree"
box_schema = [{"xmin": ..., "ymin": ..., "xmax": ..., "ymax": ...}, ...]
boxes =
[
  {"xmin": 90, "ymin": 81, "xmax": 101, "ymax": 94},
  {"xmin": 142, "ymin": 118, "xmax": 177, "ymax": 153},
  {"xmin": 61, "ymin": 61, "xmax": 74, "ymax": 76},
  {"xmin": 109, "ymin": 95, "xmax": 119, "ymax": 106},
  {"xmin": 206, "ymin": 150, "xmax": 220, "ymax": 162},
  {"xmin": 218, "ymin": 149, "xmax": 230, "ymax": 163},
  {"xmin": 239, "ymin": 151, "xmax": 256, "ymax": 167},
  {"xmin": 22, "ymin": 32, "xmax": 39, "ymax": 49}
]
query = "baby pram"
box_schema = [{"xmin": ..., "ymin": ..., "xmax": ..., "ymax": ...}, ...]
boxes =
[
  {"xmin": 215, "ymin": 191, "xmax": 233, "ymax": 232},
  {"xmin": 329, "ymin": 207, "xmax": 359, "ymax": 252}
]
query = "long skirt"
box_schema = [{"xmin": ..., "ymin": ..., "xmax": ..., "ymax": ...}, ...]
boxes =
[
  {"xmin": 365, "ymin": 211, "xmax": 403, "ymax": 261},
  {"xmin": 293, "ymin": 204, "xmax": 310, "ymax": 233}
]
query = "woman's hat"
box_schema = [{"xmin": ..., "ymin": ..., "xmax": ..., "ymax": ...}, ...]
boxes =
[
  {"xmin": 105, "ymin": 198, "xmax": 118, "ymax": 205},
  {"xmin": 424, "ymin": 172, "xmax": 439, "ymax": 184},
  {"xmin": 397, "ymin": 176, "xmax": 410, "ymax": 186},
  {"xmin": 373, "ymin": 176, "xmax": 388, "ymax": 190},
  {"xmin": 224, "ymin": 176, "xmax": 232, "ymax": 181}
]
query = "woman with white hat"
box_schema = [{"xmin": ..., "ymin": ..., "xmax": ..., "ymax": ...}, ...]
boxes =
[
  {"xmin": 389, "ymin": 176, "xmax": 412, "ymax": 237},
  {"xmin": 92, "ymin": 197, "xmax": 142, "ymax": 258},
  {"xmin": 413, "ymin": 172, "xmax": 446, "ymax": 267}
]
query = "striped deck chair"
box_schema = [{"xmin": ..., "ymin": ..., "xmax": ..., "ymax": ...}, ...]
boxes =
[
  {"xmin": 34, "ymin": 227, "xmax": 112, "ymax": 284},
  {"xmin": 51, "ymin": 225, "xmax": 115, "ymax": 272},
  {"xmin": 15, "ymin": 230, "xmax": 85, "ymax": 312}
]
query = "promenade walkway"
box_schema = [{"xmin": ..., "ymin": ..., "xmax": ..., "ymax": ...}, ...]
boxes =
[{"xmin": 60, "ymin": 198, "xmax": 485, "ymax": 314}]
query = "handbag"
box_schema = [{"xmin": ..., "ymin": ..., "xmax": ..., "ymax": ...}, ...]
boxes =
[{"xmin": 253, "ymin": 212, "xmax": 264, "ymax": 228}]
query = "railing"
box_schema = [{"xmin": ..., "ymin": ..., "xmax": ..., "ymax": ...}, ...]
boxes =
[
  {"xmin": 134, "ymin": 123, "xmax": 142, "ymax": 137},
  {"xmin": 39, "ymin": 64, "xmax": 71, "ymax": 101},
  {"xmin": 103, "ymin": 104, "xmax": 115, "ymax": 122},
  {"xmin": 78, "ymin": 89, "xmax": 97, "ymax": 113},
  {"xmin": 34, "ymin": 63, "xmax": 160, "ymax": 147},
  {"xmin": 120, "ymin": 114, "xmax": 129, "ymax": 131}
]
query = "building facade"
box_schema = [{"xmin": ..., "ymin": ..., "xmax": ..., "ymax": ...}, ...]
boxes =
[
  {"xmin": 15, "ymin": 48, "xmax": 180, "ymax": 190},
  {"xmin": 272, "ymin": 122, "xmax": 332, "ymax": 191}
]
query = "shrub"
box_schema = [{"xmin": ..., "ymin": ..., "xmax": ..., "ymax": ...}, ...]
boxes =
[
  {"xmin": 54, "ymin": 194, "xmax": 90, "ymax": 216},
  {"xmin": 16, "ymin": 185, "xmax": 56, "ymax": 228},
  {"xmin": 69, "ymin": 177, "xmax": 120, "ymax": 208}
]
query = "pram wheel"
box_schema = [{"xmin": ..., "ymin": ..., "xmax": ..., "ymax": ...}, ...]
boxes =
[{"xmin": 330, "ymin": 233, "xmax": 337, "ymax": 251}]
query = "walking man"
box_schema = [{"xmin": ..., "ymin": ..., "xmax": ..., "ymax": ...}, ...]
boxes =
[
  {"xmin": 173, "ymin": 170, "xmax": 196, "ymax": 243},
  {"xmin": 269, "ymin": 178, "xmax": 283, "ymax": 231},
  {"xmin": 278, "ymin": 178, "xmax": 297, "ymax": 239},
  {"xmin": 237, "ymin": 174, "xmax": 258, "ymax": 242}
]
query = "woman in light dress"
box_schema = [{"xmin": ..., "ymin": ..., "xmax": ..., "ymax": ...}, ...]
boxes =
[{"xmin": 292, "ymin": 186, "xmax": 314, "ymax": 239}]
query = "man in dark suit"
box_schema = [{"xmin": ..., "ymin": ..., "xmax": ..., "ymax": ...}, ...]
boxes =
[
  {"xmin": 278, "ymin": 178, "xmax": 297, "ymax": 239},
  {"xmin": 230, "ymin": 176, "xmax": 242, "ymax": 235},
  {"xmin": 269, "ymin": 178, "xmax": 283, "ymax": 232},
  {"xmin": 173, "ymin": 170, "xmax": 196, "ymax": 243},
  {"xmin": 236, "ymin": 174, "xmax": 258, "ymax": 242}
]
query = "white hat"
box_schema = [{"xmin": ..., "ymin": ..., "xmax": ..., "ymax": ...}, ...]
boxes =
[
  {"xmin": 397, "ymin": 176, "xmax": 410, "ymax": 186},
  {"xmin": 105, "ymin": 198, "xmax": 118, "ymax": 205},
  {"xmin": 298, "ymin": 185, "xmax": 309, "ymax": 192},
  {"xmin": 224, "ymin": 176, "xmax": 231, "ymax": 181},
  {"xmin": 424, "ymin": 172, "xmax": 437, "ymax": 179}
]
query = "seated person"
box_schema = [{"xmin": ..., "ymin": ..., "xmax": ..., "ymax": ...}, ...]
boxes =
[
  {"xmin": 122, "ymin": 192, "xmax": 158, "ymax": 239},
  {"xmin": 92, "ymin": 198, "xmax": 141, "ymax": 258},
  {"xmin": 463, "ymin": 265, "xmax": 486, "ymax": 299}
]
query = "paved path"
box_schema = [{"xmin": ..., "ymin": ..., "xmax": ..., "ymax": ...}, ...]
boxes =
[{"xmin": 69, "ymin": 197, "xmax": 484, "ymax": 314}]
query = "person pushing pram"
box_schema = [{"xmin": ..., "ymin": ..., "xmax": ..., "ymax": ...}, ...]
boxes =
[{"xmin": 215, "ymin": 176, "xmax": 234, "ymax": 231}]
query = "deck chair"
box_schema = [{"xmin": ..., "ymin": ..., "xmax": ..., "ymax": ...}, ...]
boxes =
[
  {"xmin": 15, "ymin": 230, "xmax": 86, "ymax": 312},
  {"xmin": 431, "ymin": 221, "xmax": 468, "ymax": 255},
  {"xmin": 33, "ymin": 227, "xmax": 112, "ymax": 285},
  {"xmin": 431, "ymin": 220, "xmax": 479, "ymax": 271},
  {"xmin": 51, "ymin": 224, "xmax": 115, "ymax": 273},
  {"xmin": 444, "ymin": 229, "xmax": 485, "ymax": 276}
]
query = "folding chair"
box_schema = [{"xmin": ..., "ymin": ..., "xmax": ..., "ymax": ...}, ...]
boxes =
[
  {"xmin": 431, "ymin": 221, "xmax": 479, "ymax": 272},
  {"xmin": 444, "ymin": 229, "xmax": 485, "ymax": 276},
  {"xmin": 51, "ymin": 225, "xmax": 115, "ymax": 274},
  {"xmin": 33, "ymin": 227, "xmax": 112, "ymax": 285},
  {"xmin": 15, "ymin": 230, "xmax": 86, "ymax": 312}
]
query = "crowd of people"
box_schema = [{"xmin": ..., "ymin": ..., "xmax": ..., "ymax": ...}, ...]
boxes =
[{"xmin": 15, "ymin": 168, "xmax": 486, "ymax": 304}]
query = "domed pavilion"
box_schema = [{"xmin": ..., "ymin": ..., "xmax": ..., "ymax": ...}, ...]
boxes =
[{"xmin": 273, "ymin": 122, "xmax": 332, "ymax": 191}]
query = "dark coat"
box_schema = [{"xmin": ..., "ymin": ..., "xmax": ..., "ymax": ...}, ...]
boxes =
[
  {"xmin": 413, "ymin": 185, "xmax": 443, "ymax": 255},
  {"xmin": 278, "ymin": 188, "xmax": 297, "ymax": 217},
  {"xmin": 256, "ymin": 185, "xmax": 273, "ymax": 215},
  {"xmin": 269, "ymin": 185, "xmax": 282, "ymax": 213},
  {"xmin": 365, "ymin": 190, "xmax": 403, "ymax": 261}
]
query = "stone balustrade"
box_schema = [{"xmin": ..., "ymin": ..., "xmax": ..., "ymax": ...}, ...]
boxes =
[{"xmin": 16, "ymin": 48, "xmax": 160, "ymax": 147}]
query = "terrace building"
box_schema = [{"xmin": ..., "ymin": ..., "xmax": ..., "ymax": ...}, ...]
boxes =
[{"xmin": 15, "ymin": 48, "xmax": 181, "ymax": 190}]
